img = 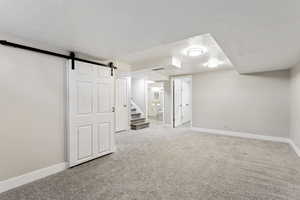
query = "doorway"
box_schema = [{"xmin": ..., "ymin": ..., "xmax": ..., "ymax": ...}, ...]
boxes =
[
  {"xmin": 172, "ymin": 76, "xmax": 192, "ymax": 128},
  {"xmin": 147, "ymin": 82, "xmax": 164, "ymax": 125},
  {"xmin": 115, "ymin": 78, "xmax": 129, "ymax": 132}
]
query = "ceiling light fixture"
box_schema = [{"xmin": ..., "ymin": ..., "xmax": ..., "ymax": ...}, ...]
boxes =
[
  {"xmin": 183, "ymin": 46, "xmax": 207, "ymax": 57},
  {"xmin": 147, "ymin": 80, "xmax": 155, "ymax": 84},
  {"xmin": 151, "ymin": 87, "xmax": 161, "ymax": 92},
  {"xmin": 171, "ymin": 57, "xmax": 182, "ymax": 68},
  {"xmin": 204, "ymin": 58, "xmax": 224, "ymax": 68}
]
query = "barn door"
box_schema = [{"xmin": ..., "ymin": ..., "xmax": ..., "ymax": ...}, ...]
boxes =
[
  {"xmin": 115, "ymin": 78, "xmax": 129, "ymax": 132},
  {"xmin": 68, "ymin": 61, "xmax": 115, "ymax": 167}
]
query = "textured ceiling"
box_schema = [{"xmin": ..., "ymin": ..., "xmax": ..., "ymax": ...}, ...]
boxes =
[{"xmin": 0, "ymin": 0, "xmax": 300, "ymax": 73}]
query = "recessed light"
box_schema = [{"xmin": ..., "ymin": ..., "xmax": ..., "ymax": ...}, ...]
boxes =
[
  {"xmin": 204, "ymin": 58, "xmax": 224, "ymax": 68},
  {"xmin": 183, "ymin": 46, "xmax": 207, "ymax": 57}
]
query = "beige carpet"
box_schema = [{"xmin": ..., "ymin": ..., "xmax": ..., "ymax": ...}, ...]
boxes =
[{"xmin": 1, "ymin": 124, "xmax": 300, "ymax": 200}]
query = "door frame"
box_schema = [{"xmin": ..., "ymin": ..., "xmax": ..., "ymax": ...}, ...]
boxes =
[
  {"xmin": 115, "ymin": 77, "xmax": 130, "ymax": 132},
  {"xmin": 171, "ymin": 75, "xmax": 193, "ymax": 128},
  {"xmin": 146, "ymin": 82, "xmax": 166, "ymax": 123}
]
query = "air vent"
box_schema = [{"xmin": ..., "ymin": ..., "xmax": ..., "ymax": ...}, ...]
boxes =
[{"xmin": 152, "ymin": 67, "xmax": 165, "ymax": 71}]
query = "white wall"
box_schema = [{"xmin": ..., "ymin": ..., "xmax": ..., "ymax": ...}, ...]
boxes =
[
  {"xmin": 0, "ymin": 38, "xmax": 66, "ymax": 181},
  {"xmin": 0, "ymin": 34, "xmax": 131, "ymax": 181},
  {"xmin": 131, "ymin": 78, "xmax": 147, "ymax": 114},
  {"xmin": 290, "ymin": 63, "xmax": 300, "ymax": 149},
  {"xmin": 192, "ymin": 69, "xmax": 290, "ymax": 138}
]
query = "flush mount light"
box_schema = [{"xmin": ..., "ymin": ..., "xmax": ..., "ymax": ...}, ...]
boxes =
[
  {"xmin": 183, "ymin": 46, "xmax": 207, "ymax": 57},
  {"xmin": 151, "ymin": 87, "xmax": 161, "ymax": 92},
  {"xmin": 171, "ymin": 57, "xmax": 182, "ymax": 68},
  {"xmin": 204, "ymin": 58, "xmax": 224, "ymax": 68},
  {"xmin": 147, "ymin": 80, "xmax": 155, "ymax": 84}
]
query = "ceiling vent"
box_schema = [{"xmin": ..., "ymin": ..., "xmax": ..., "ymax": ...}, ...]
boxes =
[{"xmin": 152, "ymin": 67, "xmax": 165, "ymax": 71}]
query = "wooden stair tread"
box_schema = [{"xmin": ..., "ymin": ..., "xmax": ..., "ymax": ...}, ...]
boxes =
[
  {"xmin": 131, "ymin": 121, "xmax": 150, "ymax": 130},
  {"xmin": 131, "ymin": 121, "xmax": 150, "ymax": 126},
  {"xmin": 131, "ymin": 112, "xmax": 141, "ymax": 115},
  {"xmin": 131, "ymin": 117, "xmax": 146, "ymax": 122}
]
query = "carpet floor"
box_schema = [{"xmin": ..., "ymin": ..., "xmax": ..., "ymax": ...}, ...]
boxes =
[{"xmin": 1, "ymin": 124, "xmax": 300, "ymax": 200}]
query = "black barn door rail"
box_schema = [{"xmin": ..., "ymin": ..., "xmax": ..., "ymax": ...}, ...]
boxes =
[{"xmin": 0, "ymin": 40, "xmax": 117, "ymax": 75}]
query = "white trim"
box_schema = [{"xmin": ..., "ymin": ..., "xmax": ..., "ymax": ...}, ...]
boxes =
[
  {"xmin": 190, "ymin": 127, "xmax": 290, "ymax": 143},
  {"xmin": 190, "ymin": 127, "xmax": 300, "ymax": 156},
  {"xmin": 288, "ymin": 139, "xmax": 300, "ymax": 157},
  {"xmin": 115, "ymin": 77, "xmax": 130, "ymax": 132},
  {"xmin": 0, "ymin": 162, "xmax": 67, "ymax": 194},
  {"xmin": 171, "ymin": 76, "xmax": 193, "ymax": 128},
  {"xmin": 164, "ymin": 123, "xmax": 173, "ymax": 128},
  {"xmin": 144, "ymin": 79, "xmax": 148, "ymax": 120},
  {"xmin": 127, "ymin": 77, "xmax": 131, "ymax": 131}
]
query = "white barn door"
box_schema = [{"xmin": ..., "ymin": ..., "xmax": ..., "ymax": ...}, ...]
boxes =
[{"xmin": 68, "ymin": 61, "xmax": 115, "ymax": 167}]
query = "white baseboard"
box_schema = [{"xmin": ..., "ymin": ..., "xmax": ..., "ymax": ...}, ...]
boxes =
[
  {"xmin": 164, "ymin": 123, "xmax": 172, "ymax": 127},
  {"xmin": 190, "ymin": 127, "xmax": 300, "ymax": 157},
  {"xmin": 288, "ymin": 139, "xmax": 300, "ymax": 157},
  {"xmin": 0, "ymin": 162, "xmax": 67, "ymax": 194},
  {"xmin": 190, "ymin": 127, "xmax": 290, "ymax": 143}
]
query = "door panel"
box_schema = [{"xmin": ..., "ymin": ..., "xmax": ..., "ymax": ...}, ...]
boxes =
[
  {"xmin": 96, "ymin": 82, "xmax": 111, "ymax": 113},
  {"xmin": 68, "ymin": 61, "xmax": 115, "ymax": 167},
  {"xmin": 77, "ymin": 125, "xmax": 93, "ymax": 160},
  {"xmin": 97, "ymin": 122, "xmax": 111, "ymax": 153},
  {"xmin": 77, "ymin": 81, "xmax": 93, "ymax": 114}
]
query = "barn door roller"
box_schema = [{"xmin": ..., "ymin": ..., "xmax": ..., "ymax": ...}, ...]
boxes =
[{"xmin": 0, "ymin": 40, "xmax": 117, "ymax": 76}]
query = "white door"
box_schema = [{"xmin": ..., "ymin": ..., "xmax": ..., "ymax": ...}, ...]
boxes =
[
  {"xmin": 115, "ymin": 78, "xmax": 128, "ymax": 132},
  {"xmin": 182, "ymin": 80, "xmax": 191, "ymax": 124},
  {"xmin": 68, "ymin": 61, "xmax": 115, "ymax": 167},
  {"xmin": 174, "ymin": 79, "xmax": 182, "ymax": 127}
]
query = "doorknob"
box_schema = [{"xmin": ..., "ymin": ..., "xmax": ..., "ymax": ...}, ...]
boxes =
[{"xmin": 123, "ymin": 105, "xmax": 127, "ymax": 107}]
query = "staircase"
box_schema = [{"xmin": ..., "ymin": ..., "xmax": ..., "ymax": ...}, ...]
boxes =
[{"xmin": 130, "ymin": 104, "xmax": 150, "ymax": 130}]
